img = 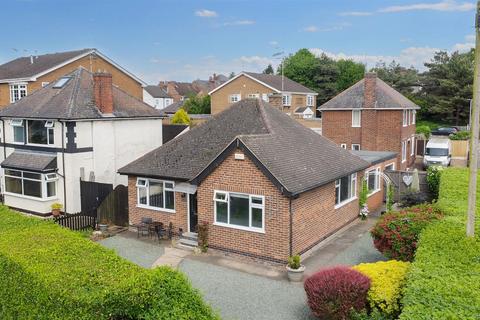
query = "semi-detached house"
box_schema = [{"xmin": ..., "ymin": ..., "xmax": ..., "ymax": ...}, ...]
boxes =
[
  {"xmin": 119, "ymin": 99, "xmax": 395, "ymax": 263},
  {"xmin": 0, "ymin": 67, "xmax": 163, "ymax": 215}
]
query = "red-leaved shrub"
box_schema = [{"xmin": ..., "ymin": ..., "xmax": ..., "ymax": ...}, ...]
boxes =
[
  {"xmin": 370, "ymin": 204, "xmax": 443, "ymax": 261},
  {"xmin": 304, "ymin": 266, "xmax": 370, "ymax": 320}
]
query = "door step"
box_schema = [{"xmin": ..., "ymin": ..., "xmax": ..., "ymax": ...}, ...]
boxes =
[
  {"xmin": 177, "ymin": 232, "xmax": 198, "ymax": 251},
  {"xmin": 182, "ymin": 232, "xmax": 198, "ymax": 241}
]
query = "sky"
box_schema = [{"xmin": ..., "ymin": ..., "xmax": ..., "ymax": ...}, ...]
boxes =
[{"xmin": 0, "ymin": 0, "xmax": 476, "ymax": 83}]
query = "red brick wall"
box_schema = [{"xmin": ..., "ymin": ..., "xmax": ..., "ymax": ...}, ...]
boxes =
[
  {"xmin": 322, "ymin": 110, "xmax": 361, "ymax": 147},
  {"xmin": 127, "ymin": 177, "xmax": 188, "ymax": 233}
]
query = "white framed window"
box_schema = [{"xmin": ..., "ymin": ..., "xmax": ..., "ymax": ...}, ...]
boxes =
[
  {"xmin": 340, "ymin": 143, "xmax": 347, "ymax": 149},
  {"xmin": 214, "ymin": 190, "xmax": 264, "ymax": 233},
  {"xmin": 136, "ymin": 178, "xmax": 175, "ymax": 212},
  {"xmin": 307, "ymin": 95, "xmax": 314, "ymax": 107},
  {"xmin": 282, "ymin": 94, "xmax": 291, "ymax": 106},
  {"xmin": 9, "ymin": 83, "xmax": 27, "ymax": 103},
  {"xmin": 335, "ymin": 173, "xmax": 357, "ymax": 208},
  {"xmin": 412, "ymin": 110, "xmax": 416, "ymax": 124},
  {"xmin": 247, "ymin": 93, "xmax": 260, "ymax": 99},
  {"xmin": 4, "ymin": 169, "xmax": 57, "ymax": 200},
  {"xmin": 229, "ymin": 94, "xmax": 241, "ymax": 103},
  {"xmin": 26, "ymin": 120, "xmax": 54, "ymax": 145},
  {"xmin": 11, "ymin": 119, "xmax": 25, "ymax": 144},
  {"xmin": 402, "ymin": 140, "xmax": 407, "ymax": 162},
  {"xmin": 41, "ymin": 82, "xmax": 50, "ymax": 88},
  {"xmin": 352, "ymin": 110, "xmax": 361, "ymax": 127},
  {"xmin": 403, "ymin": 110, "xmax": 408, "ymax": 127},
  {"xmin": 410, "ymin": 136, "xmax": 415, "ymax": 156},
  {"xmin": 385, "ymin": 163, "xmax": 395, "ymax": 171},
  {"xmin": 352, "ymin": 144, "xmax": 361, "ymax": 151},
  {"xmin": 261, "ymin": 93, "xmax": 269, "ymax": 102},
  {"xmin": 366, "ymin": 167, "xmax": 381, "ymax": 196}
]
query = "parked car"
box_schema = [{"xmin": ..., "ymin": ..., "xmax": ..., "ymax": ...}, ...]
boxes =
[
  {"xmin": 431, "ymin": 127, "xmax": 458, "ymax": 136},
  {"xmin": 423, "ymin": 138, "xmax": 452, "ymax": 168}
]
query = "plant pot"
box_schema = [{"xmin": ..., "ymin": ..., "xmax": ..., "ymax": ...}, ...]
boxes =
[
  {"xmin": 98, "ymin": 224, "xmax": 108, "ymax": 232},
  {"xmin": 286, "ymin": 264, "xmax": 306, "ymax": 282},
  {"xmin": 52, "ymin": 209, "xmax": 61, "ymax": 217}
]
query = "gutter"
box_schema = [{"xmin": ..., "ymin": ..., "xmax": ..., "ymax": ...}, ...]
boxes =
[
  {"xmin": 289, "ymin": 198, "xmax": 293, "ymax": 257},
  {"xmin": 1, "ymin": 119, "xmax": 5, "ymax": 160}
]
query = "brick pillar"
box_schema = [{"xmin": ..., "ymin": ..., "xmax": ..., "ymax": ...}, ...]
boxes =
[
  {"xmin": 361, "ymin": 73, "xmax": 378, "ymax": 150},
  {"xmin": 268, "ymin": 93, "xmax": 283, "ymax": 110},
  {"xmin": 93, "ymin": 72, "xmax": 113, "ymax": 114}
]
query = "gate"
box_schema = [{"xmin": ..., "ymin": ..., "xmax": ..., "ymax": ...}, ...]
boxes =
[
  {"xmin": 97, "ymin": 185, "xmax": 129, "ymax": 226},
  {"xmin": 54, "ymin": 212, "xmax": 97, "ymax": 231},
  {"xmin": 80, "ymin": 180, "xmax": 113, "ymax": 217}
]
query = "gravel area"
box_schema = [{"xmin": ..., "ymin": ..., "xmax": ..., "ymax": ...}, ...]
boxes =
[
  {"xmin": 99, "ymin": 235, "xmax": 164, "ymax": 268},
  {"xmin": 180, "ymin": 259, "xmax": 315, "ymax": 320}
]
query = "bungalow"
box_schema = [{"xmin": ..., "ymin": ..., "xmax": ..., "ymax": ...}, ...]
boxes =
[
  {"xmin": 0, "ymin": 67, "xmax": 163, "ymax": 215},
  {"xmin": 119, "ymin": 99, "xmax": 395, "ymax": 263}
]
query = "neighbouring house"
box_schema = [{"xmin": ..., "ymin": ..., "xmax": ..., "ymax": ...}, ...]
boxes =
[
  {"xmin": 319, "ymin": 73, "xmax": 419, "ymax": 171},
  {"xmin": 0, "ymin": 67, "xmax": 163, "ymax": 216},
  {"xmin": 294, "ymin": 106, "xmax": 315, "ymax": 119},
  {"xmin": 119, "ymin": 99, "xmax": 394, "ymax": 263},
  {"xmin": 143, "ymin": 85, "xmax": 174, "ymax": 109},
  {"xmin": 160, "ymin": 100, "xmax": 212, "ymax": 126},
  {"xmin": 159, "ymin": 73, "xmax": 228, "ymax": 103},
  {"xmin": 208, "ymin": 72, "xmax": 321, "ymax": 131},
  {"xmin": 0, "ymin": 48, "xmax": 146, "ymax": 107}
]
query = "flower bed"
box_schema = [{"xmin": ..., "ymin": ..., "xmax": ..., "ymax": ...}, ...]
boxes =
[{"xmin": 0, "ymin": 206, "xmax": 218, "ymax": 319}]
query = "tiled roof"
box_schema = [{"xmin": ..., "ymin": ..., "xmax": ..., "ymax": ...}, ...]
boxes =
[
  {"xmin": 1, "ymin": 151, "xmax": 57, "ymax": 172},
  {"xmin": 161, "ymin": 100, "xmax": 184, "ymax": 114},
  {"xmin": 0, "ymin": 67, "xmax": 162, "ymax": 120},
  {"xmin": 319, "ymin": 77, "xmax": 419, "ymax": 110},
  {"xmin": 350, "ymin": 150, "xmax": 397, "ymax": 166},
  {"xmin": 119, "ymin": 99, "xmax": 369, "ymax": 196},
  {"xmin": 144, "ymin": 85, "xmax": 171, "ymax": 98},
  {"xmin": 244, "ymin": 72, "xmax": 316, "ymax": 94},
  {"xmin": 0, "ymin": 49, "xmax": 93, "ymax": 80}
]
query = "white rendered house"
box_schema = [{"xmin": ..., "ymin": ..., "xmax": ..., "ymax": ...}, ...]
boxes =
[
  {"xmin": 143, "ymin": 85, "xmax": 173, "ymax": 110},
  {"xmin": 0, "ymin": 67, "xmax": 164, "ymax": 215}
]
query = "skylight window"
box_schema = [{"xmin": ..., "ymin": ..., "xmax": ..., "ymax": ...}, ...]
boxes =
[{"xmin": 52, "ymin": 77, "xmax": 71, "ymax": 89}]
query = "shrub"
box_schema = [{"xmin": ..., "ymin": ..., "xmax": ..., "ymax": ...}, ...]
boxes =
[
  {"xmin": 449, "ymin": 130, "xmax": 470, "ymax": 140},
  {"xmin": 386, "ymin": 184, "xmax": 394, "ymax": 213},
  {"xmin": 352, "ymin": 260, "xmax": 410, "ymax": 316},
  {"xmin": 415, "ymin": 125, "xmax": 431, "ymax": 139},
  {"xmin": 197, "ymin": 221, "xmax": 209, "ymax": 253},
  {"xmin": 171, "ymin": 108, "xmax": 191, "ymax": 125},
  {"xmin": 400, "ymin": 168, "xmax": 480, "ymax": 319},
  {"xmin": 426, "ymin": 166, "xmax": 443, "ymax": 199},
  {"xmin": 288, "ymin": 255, "xmax": 301, "ymax": 269},
  {"xmin": 370, "ymin": 204, "xmax": 443, "ymax": 261},
  {"xmin": 399, "ymin": 190, "xmax": 429, "ymax": 207},
  {"xmin": 304, "ymin": 266, "xmax": 370, "ymax": 319},
  {"xmin": 0, "ymin": 206, "xmax": 218, "ymax": 319}
]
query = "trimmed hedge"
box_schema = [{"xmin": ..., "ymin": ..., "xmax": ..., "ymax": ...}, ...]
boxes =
[
  {"xmin": 400, "ymin": 168, "xmax": 480, "ymax": 319},
  {"xmin": 353, "ymin": 260, "xmax": 410, "ymax": 316},
  {"xmin": 0, "ymin": 206, "xmax": 218, "ymax": 319}
]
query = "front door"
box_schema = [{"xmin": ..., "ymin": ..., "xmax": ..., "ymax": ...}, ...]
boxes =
[{"xmin": 188, "ymin": 193, "xmax": 198, "ymax": 233}]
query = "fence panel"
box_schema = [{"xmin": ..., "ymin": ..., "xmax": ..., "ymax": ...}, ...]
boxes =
[
  {"xmin": 451, "ymin": 140, "xmax": 469, "ymax": 159},
  {"xmin": 54, "ymin": 212, "xmax": 97, "ymax": 231},
  {"xmin": 97, "ymin": 185, "xmax": 129, "ymax": 226}
]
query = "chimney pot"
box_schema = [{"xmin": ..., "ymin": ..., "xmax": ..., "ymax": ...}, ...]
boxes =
[{"xmin": 93, "ymin": 72, "xmax": 113, "ymax": 114}]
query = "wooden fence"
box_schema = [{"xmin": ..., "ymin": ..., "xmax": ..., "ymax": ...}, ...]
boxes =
[
  {"xmin": 54, "ymin": 212, "xmax": 97, "ymax": 231},
  {"xmin": 97, "ymin": 185, "xmax": 129, "ymax": 226},
  {"xmin": 384, "ymin": 170, "xmax": 429, "ymax": 203},
  {"xmin": 451, "ymin": 140, "xmax": 469, "ymax": 159}
]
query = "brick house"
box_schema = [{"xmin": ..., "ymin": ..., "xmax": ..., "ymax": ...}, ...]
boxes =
[
  {"xmin": 0, "ymin": 48, "xmax": 146, "ymax": 107},
  {"xmin": 319, "ymin": 73, "xmax": 419, "ymax": 171},
  {"xmin": 119, "ymin": 99, "xmax": 395, "ymax": 263}
]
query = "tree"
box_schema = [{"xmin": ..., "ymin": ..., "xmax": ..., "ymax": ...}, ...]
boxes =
[
  {"xmin": 171, "ymin": 109, "xmax": 190, "ymax": 125},
  {"xmin": 182, "ymin": 95, "xmax": 211, "ymax": 114},
  {"xmin": 370, "ymin": 61, "xmax": 420, "ymax": 95},
  {"xmin": 280, "ymin": 49, "xmax": 339, "ymax": 104},
  {"xmin": 421, "ymin": 50, "xmax": 474, "ymax": 125},
  {"xmin": 263, "ymin": 64, "xmax": 274, "ymax": 74},
  {"xmin": 229, "ymin": 72, "xmax": 235, "ymax": 79},
  {"xmin": 336, "ymin": 59, "xmax": 365, "ymax": 91}
]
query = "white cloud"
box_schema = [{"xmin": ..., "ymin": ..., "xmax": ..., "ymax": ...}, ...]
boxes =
[
  {"xmin": 303, "ymin": 23, "xmax": 350, "ymax": 32},
  {"xmin": 379, "ymin": 0, "xmax": 475, "ymax": 13},
  {"xmin": 303, "ymin": 26, "xmax": 318, "ymax": 32},
  {"xmin": 452, "ymin": 34, "xmax": 475, "ymax": 52},
  {"xmin": 195, "ymin": 9, "xmax": 218, "ymax": 18},
  {"xmin": 269, "ymin": 40, "xmax": 279, "ymax": 47},
  {"xmin": 339, "ymin": 11, "xmax": 373, "ymax": 16},
  {"xmin": 223, "ymin": 20, "xmax": 255, "ymax": 26}
]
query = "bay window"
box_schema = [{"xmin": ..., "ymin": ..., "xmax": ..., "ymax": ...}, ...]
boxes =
[
  {"xmin": 335, "ymin": 173, "xmax": 357, "ymax": 207},
  {"xmin": 136, "ymin": 178, "xmax": 175, "ymax": 211},
  {"xmin": 366, "ymin": 168, "xmax": 381, "ymax": 195},
  {"xmin": 9, "ymin": 84, "xmax": 27, "ymax": 103},
  {"xmin": 4, "ymin": 169, "xmax": 57, "ymax": 199},
  {"xmin": 214, "ymin": 190, "xmax": 264, "ymax": 232}
]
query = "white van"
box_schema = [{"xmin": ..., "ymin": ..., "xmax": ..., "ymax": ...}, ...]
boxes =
[{"xmin": 423, "ymin": 138, "xmax": 452, "ymax": 168}]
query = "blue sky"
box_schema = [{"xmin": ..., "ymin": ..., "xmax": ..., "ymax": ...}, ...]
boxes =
[{"xmin": 0, "ymin": 0, "xmax": 476, "ymax": 83}]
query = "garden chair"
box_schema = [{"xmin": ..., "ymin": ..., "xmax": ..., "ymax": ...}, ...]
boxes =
[{"xmin": 135, "ymin": 217, "xmax": 153, "ymax": 238}]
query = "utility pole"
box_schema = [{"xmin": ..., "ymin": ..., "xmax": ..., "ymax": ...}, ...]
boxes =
[{"xmin": 467, "ymin": 0, "xmax": 480, "ymax": 237}]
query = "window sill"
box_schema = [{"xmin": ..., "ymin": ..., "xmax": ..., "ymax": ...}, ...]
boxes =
[
  {"xmin": 334, "ymin": 196, "xmax": 357, "ymax": 209},
  {"xmin": 213, "ymin": 222, "xmax": 265, "ymax": 234},
  {"xmin": 352, "ymin": 125, "xmax": 361, "ymax": 128},
  {"xmin": 136, "ymin": 204, "xmax": 175, "ymax": 213},
  {"xmin": 4, "ymin": 192, "xmax": 57, "ymax": 202}
]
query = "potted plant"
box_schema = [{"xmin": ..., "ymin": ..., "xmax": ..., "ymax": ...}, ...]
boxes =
[
  {"xmin": 98, "ymin": 218, "xmax": 108, "ymax": 232},
  {"xmin": 51, "ymin": 203, "xmax": 63, "ymax": 217},
  {"xmin": 286, "ymin": 254, "xmax": 306, "ymax": 282}
]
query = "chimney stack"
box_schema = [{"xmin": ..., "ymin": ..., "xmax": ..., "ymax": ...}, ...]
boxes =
[
  {"xmin": 364, "ymin": 72, "xmax": 377, "ymax": 109},
  {"xmin": 93, "ymin": 72, "xmax": 113, "ymax": 114}
]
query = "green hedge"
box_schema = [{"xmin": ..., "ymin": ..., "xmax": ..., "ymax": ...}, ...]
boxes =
[
  {"xmin": 0, "ymin": 206, "xmax": 218, "ymax": 319},
  {"xmin": 400, "ymin": 168, "xmax": 480, "ymax": 319}
]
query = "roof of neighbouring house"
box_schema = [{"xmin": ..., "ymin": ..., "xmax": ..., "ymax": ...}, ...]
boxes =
[
  {"xmin": 294, "ymin": 106, "xmax": 313, "ymax": 114},
  {"xmin": 350, "ymin": 150, "xmax": 397, "ymax": 166},
  {"xmin": 162, "ymin": 124, "xmax": 189, "ymax": 144},
  {"xmin": 1, "ymin": 151, "xmax": 57, "ymax": 172},
  {"xmin": 208, "ymin": 72, "xmax": 318, "ymax": 95},
  {"xmin": 161, "ymin": 100, "xmax": 184, "ymax": 114},
  {"xmin": 144, "ymin": 85, "xmax": 171, "ymax": 98},
  {"xmin": 0, "ymin": 48, "xmax": 146, "ymax": 85},
  {"xmin": 119, "ymin": 99, "xmax": 369, "ymax": 196},
  {"xmin": 0, "ymin": 67, "xmax": 162, "ymax": 120},
  {"xmin": 318, "ymin": 76, "xmax": 419, "ymax": 110}
]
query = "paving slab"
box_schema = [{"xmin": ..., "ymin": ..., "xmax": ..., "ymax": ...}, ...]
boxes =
[{"xmin": 153, "ymin": 247, "xmax": 191, "ymax": 268}]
